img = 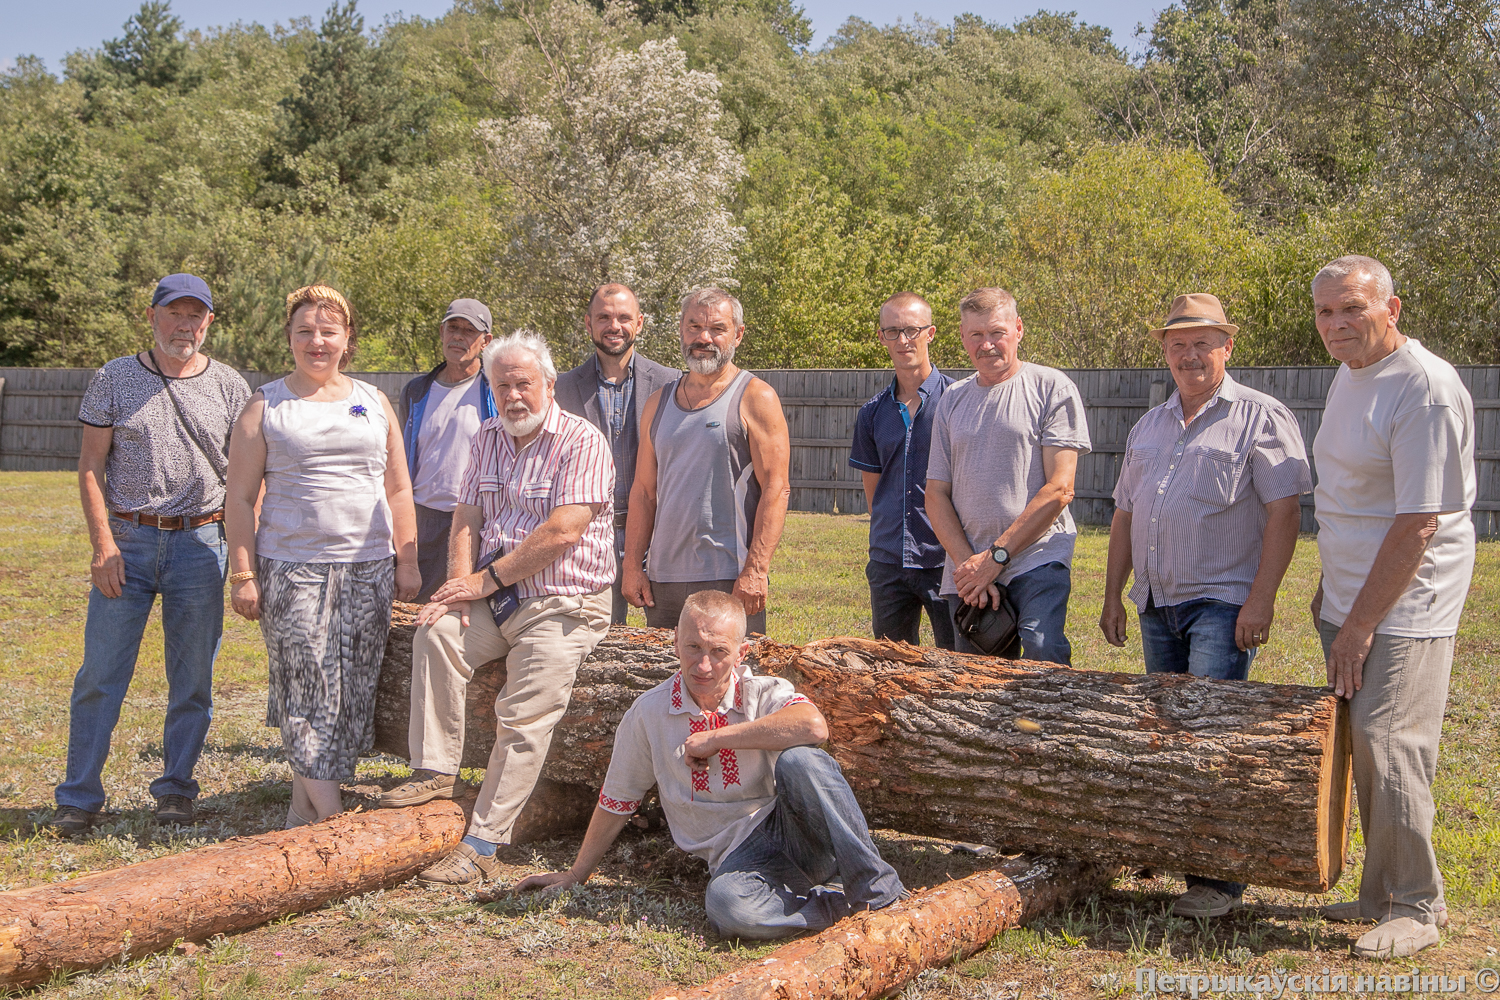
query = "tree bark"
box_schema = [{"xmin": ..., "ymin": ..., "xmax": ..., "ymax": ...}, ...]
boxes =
[
  {"xmin": 0, "ymin": 801, "xmax": 467, "ymax": 990},
  {"xmin": 650, "ymin": 857, "xmax": 1118, "ymax": 1000},
  {"xmin": 376, "ymin": 620, "xmax": 1351, "ymax": 892}
]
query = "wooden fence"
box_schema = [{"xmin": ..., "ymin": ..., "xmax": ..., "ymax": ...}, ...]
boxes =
[{"xmin": 4, "ymin": 365, "xmax": 1498, "ymax": 538}]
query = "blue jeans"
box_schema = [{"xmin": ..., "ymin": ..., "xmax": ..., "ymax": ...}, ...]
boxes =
[
  {"xmin": 704, "ymin": 747, "xmax": 905, "ymax": 940},
  {"xmin": 947, "ymin": 561, "xmax": 1073, "ymax": 665},
  {"xmin": 56, "ymin": 517, "xmax": 227, "ymax": 812},
  {"xmin": 1140, "ymin": 596, "xmax": 1253, "ymax": 898},
  {"xmin": 866, "ymin": 560, "xmax": 955, "ymax": 650}
]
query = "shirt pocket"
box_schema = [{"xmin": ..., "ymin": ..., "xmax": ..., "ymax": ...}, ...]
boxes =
[
  {"xmin": 1188, "ymin": 447, "xmax": 1241, "ymax": 507},
  {"xmin": 1122, "ymin": 446, "xmax": 1159, "ymax": 499}
]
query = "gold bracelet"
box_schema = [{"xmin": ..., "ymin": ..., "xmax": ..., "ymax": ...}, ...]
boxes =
[{"xmin": 228, "ymin": 571, "xmax": 256, "ymax": 584}]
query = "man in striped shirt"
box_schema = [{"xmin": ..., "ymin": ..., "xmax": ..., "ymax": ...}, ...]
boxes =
[{"xmin": 377, "ymin": 331, "xmax": 616, "ymax": 886}]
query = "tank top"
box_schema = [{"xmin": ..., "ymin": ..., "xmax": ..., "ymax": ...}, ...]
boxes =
[
  {"xmin": 257, "ymin": 377, "xmax": 394, "ymax": 564},
  {"xmin": 646, "ymin": 369, "xmax": 761, "ymax": 582}
]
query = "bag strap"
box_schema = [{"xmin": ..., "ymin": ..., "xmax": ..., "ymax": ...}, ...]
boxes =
[{"xmin": 141, "ymin": 352, "xmax": 228, "ymax": 487}]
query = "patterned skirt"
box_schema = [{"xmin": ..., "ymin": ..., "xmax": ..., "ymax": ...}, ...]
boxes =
[{"xmin": 258, "ymin": 556, "xmax": 394, "ymax": 782}]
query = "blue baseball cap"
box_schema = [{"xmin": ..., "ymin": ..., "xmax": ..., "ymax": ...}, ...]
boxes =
[{"xmin": 151, "ymin": 273, "xmax": 214, "ymax": 311}]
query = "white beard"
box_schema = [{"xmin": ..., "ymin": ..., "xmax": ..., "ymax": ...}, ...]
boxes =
[{"xmin": 501, "ymin": 405, "xmax": 546, "ymax": 438}]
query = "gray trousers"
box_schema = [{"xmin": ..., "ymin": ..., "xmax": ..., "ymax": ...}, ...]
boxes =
[
  {"xmin": 414, "ymin": 504, "xmax": 454, "ymax": 603},
  {"xmin": 1318, "ymin": 619, "xmax": 1453, "ymax": 925},
  {"xmin": 645, "ymin": 579, "xmax": 767, "ymax": 636}
]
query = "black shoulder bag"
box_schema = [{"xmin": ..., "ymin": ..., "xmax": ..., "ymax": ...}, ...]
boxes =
[{"xmin": 953, "ymin": 588, "xmax": 1023, "ymax": 659}]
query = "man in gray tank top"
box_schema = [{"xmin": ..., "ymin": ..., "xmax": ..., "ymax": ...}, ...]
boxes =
[{"xmin": 622, "ymin": 288, "xmax": 791, "ymax": 635}]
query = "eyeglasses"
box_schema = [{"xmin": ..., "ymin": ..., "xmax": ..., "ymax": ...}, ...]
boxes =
[{"xmin": 878, "ymin": 325, "xmax": 933, "ymax": 342}]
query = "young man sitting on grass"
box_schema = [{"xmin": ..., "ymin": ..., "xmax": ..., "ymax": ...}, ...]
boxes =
[{"xmin": 515, "ymin": 590, "xmax": 906, "ymax": 939}]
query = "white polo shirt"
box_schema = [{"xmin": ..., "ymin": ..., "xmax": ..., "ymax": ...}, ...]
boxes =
[{"xmin": 598, "ymin": 666, "xmax": 809, "ymax": 873}]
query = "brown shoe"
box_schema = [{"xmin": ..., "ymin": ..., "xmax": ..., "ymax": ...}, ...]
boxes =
[
  {"xmin": 416, "ymin": 842, "xmax": 498, "ymax": 885},
  {"xmin": 52, "ymin": 805, "xmax": 99, "ymax": 837},
  {"xmin": 377, "ymin": 771, "xmax": 461, "ymax": 808}
]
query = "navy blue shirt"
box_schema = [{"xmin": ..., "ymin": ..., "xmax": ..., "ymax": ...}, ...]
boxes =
[{"xmin": 848, "ymin": 367, "xmax": 954, "ymax": 568}]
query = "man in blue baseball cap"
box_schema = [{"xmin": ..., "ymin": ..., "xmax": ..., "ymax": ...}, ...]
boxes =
[{"xmin": 53, "ymin": 273, "xmax": 250, "ymax": 836}]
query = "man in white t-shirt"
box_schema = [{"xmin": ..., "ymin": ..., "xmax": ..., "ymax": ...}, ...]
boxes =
[
  {"xmin": 1309, "ymin": 255, "xmax": 1475, "ymax": 960},
  {"xmin": 926, "ymin": 288, "xmax": 1092, "ymax": 664},
  {"xmin": 514, "ymin": 589, "xmax": 905, "ymax": 939},
  {"xmin": 399, "ymin": 299, "xmax": 498, "ymax": 599}
]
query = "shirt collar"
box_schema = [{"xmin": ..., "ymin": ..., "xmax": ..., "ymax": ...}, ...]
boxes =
[
  {"xmin": 595, "ymin": 353, "xmax": 634, "ymax": 386},
  {"xmin": 887, "ymin": 366, "xmax": 946, "ymax": 404},
  {"xmin": 668, "ymin": 665, "xmax": 750, "ymax": 716},
  {"xmin": 1166, "ymin": 371, "xmax": 1239, "ymax": 419}
]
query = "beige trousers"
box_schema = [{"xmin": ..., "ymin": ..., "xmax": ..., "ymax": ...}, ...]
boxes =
[
  {"xmin": 1319, "ymin": 620, "xmax": 1454, "ymax": 925},
  {"xmin": 410, "ymin": 590, "xmax": 610, "ymax": 843}
]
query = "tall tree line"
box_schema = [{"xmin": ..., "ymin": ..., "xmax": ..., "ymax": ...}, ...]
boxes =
[{"xmin": 1, "ymin": 0, "xmax": 1496, "ymax": 371}]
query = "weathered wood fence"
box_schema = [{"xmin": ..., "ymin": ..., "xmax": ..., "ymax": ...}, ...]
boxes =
[{"xmin": 5, "ymin": 366, "xmax": 1498, "ymax": 538}]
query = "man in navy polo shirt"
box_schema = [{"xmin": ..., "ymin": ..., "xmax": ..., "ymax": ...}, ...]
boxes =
[{"xmin": 848, "ymin": 292, "xmax": 955, "ymax": 649}]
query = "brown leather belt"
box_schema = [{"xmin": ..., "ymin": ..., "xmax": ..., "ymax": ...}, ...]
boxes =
[{"xmin": 111, "ymin": 509, "xmax": 225, "ymax": 530}]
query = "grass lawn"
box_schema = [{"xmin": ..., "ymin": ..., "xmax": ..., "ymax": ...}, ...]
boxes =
[{"xmin": 1, "ymin": 470, "xmax": 1496, "ymax": 999}]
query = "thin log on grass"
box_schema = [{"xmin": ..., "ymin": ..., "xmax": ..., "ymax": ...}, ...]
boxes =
[
  {"xmin": 650, "ymin": 856, "xmax": 1118, "ymax": 1000},
  {"xmin": 375, "ymin": 620, "xmax": 1352, "ymax": 891},
  {"xmin": 0, "ymin": 801, "xmax": 467, "ymax": 990}
]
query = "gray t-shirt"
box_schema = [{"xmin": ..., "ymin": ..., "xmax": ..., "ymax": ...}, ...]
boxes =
[
  {"xmin": 928, "ymin": 363, "xmax": 1092, "ymax": 593},
  {"xmin": 78, "ymin": 354, "xmax": 251, "ymax": 517}
]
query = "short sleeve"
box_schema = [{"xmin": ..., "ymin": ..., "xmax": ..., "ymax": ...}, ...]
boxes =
[
  {"xmin": 457, "ymin": 429, "xmax": 489, "ymax": 506},
  {"xmin": 78, "ymin": 364, "xmax": 115, "ymax": 427},
  {"xmin": 554, "ymin": 425, "xmax": 615, "ymax": 507},
  {"xmin": 1390, "ymin": 404, "xmax": 1472, "ymax": 514},
  {"xmin": 1040, "ymin": 377, "xmax": 1092, "ymax": 453},
  {"xmin": 1111, "ymin": 422, "xmax": 1141, "ymax": 512},
  {"xmin": 1249, "ymin": 403, "xmax": 1313, "ymax": 504},
  {"xmin": 927, "ymin": 394, "xmax": 954, "ymax": 483},
  {"xmin": 598, "ymin": 706, "xmax": 656, "ymax": 815},
  {"xmin": 848, "ymin": 401, "xmax": 881, "ymax": 473},
  {"xmin": 749, "ymin": 676, "xmax": 811, "ymax": 718}
]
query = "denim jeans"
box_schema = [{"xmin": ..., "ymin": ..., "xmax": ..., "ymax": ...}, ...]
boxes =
[
  {"xmin": 866, "ymin": 560, "xmax": 955, "ymax": 650},
  {"xmin": 1140, "ymin": 596, "xmax": 1253, "ymax": 898},
  {"xmin": 947, "ymin": 561, "xmax": 1073, "ymax": 665},
  {"xmin": 56, "ymin": 517, "xmax": 227, "ymax": 812},
  {"xmin": 704, "ymin": 747, "xmax": 905, "ymax": 939}
]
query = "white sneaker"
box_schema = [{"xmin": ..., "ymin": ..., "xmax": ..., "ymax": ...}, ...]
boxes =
[
  {"xmin": 1354, "ymin": 917, "xmax": 1440, "ymax": 959},
  {"xmin": 1172, "ymin": 885, "xmax": 1242, "ymax": 918}
]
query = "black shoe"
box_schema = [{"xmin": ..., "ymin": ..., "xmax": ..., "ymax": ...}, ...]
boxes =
[
  {"xmin": 52, "ymin": 805, "xmax": 99, "ymax": 837},
  {"xmin": 155, "ymin": 794, "xmax": 195, "ymax": 825}
]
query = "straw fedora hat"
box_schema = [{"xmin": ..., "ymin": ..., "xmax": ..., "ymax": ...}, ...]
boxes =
[{"xmin": 1148, "ymin": 293, "xmax": 1239, "ymax": 341}]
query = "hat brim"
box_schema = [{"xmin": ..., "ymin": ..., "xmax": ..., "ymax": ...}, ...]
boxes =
[{"xmin": 1149, "ymin": 321, "xmax": 1238, "ymax": 341}]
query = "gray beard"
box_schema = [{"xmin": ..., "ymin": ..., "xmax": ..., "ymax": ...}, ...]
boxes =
[{"xmin": 683, "ymin": 341, "xmax": 735, "ymax": 375}]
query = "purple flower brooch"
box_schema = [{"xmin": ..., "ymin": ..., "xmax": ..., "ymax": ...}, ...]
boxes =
[{"xmin": 349, "ymin": 404, "xmax": 368, "ymax": 417}]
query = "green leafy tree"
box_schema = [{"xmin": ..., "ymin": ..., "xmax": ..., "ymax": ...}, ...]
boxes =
[{"xmin": 68, "ymin": 1, "xmax": 202, "ymax": 99}]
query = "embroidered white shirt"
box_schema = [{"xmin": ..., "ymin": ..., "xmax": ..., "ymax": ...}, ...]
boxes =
[{"xmin": 598, "ymin": 666, "xmax": 809, "ymax": 873}]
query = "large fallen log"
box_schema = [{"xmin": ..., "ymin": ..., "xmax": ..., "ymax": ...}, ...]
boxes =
[
  {"xmin": 651, "ymin": 856, "xmax": 1118, "ymax": 1000},
  {"xmin": 376, "ymin": 619, "xmax": 1351, "ymax": 891},
  {"xmin": 0, "ymin": 801, "xmax": 466, "ymax": 990}
]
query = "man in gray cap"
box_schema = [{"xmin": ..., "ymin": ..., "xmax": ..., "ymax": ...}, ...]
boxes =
[
  {"xmin": 400, "ymin": 299, "xmax": 498, "ymax": 599},
  {"xmin": 55, "ymin": 273, "xmax": 250, "ymax": 836}
]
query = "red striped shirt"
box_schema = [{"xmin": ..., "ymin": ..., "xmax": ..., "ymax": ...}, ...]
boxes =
[{"xmin": 458, "ymin": 402, "xmax": 616, "ymax": 598}]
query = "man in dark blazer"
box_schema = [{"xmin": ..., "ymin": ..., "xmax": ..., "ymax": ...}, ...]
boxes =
[{"xmin": 554, "ymin": 283, "xmax": 678, "ymax": 622}]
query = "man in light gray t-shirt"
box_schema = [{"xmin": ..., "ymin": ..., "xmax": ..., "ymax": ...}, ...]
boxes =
[{"xmin": 926, "ymin": 288, "xmax": 1091, "ymax": 664}]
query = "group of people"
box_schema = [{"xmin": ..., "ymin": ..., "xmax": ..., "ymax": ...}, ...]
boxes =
[{"xmin": 52, "ymin": 253, "xmax": 1474, "ymax": 959}]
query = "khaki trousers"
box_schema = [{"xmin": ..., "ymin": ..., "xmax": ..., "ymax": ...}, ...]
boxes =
[
  {"xmin": 410, "ymin": 590, "xmax": 610, "ymax": 843},
  {"xmin": 1319, "ymin": 620, "xmax": 1453, "ymax": 925}
]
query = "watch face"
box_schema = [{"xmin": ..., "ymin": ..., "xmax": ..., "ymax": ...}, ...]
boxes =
[{"xmin": 991, "ymin": 546, "xmax": 1009, "ymax": 565}]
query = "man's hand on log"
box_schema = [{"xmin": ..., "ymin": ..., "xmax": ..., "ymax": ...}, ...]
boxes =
[
  {"xmin": 1234, "ymin": 595, "xmax": 1275, "ymax": 651},
  {"xmin": 1099, "ymin": 596, "xmax": 1129, "ymax": 647},
  {"xmin": 417, "ymin": 571, "xmax": 497, "ymax": 626},
  {"xmin": 513, "ymin": 870, "xmax": 582, "ymax": 893},
  {"xmin": 1326, "ymin": 622, "xmax": 1372, "ymax": 699}
]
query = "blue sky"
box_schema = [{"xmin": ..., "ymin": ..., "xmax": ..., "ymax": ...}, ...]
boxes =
[{"xmin": 2, "ymin": 0, "xmax": 1162, "ymax": 74}]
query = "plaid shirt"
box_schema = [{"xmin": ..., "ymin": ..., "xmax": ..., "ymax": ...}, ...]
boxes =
[{"xmin": 458, "ymin": 403, "xmax": 616, "ymax": 598}]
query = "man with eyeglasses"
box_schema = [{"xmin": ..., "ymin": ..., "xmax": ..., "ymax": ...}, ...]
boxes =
[
  {"xmin": 926, "ymin": 288, "xmax": 1091, "ymax": 665},
  {"xmin": 848, "ymin": 292, "xmax": 955, "ymax": 649}
]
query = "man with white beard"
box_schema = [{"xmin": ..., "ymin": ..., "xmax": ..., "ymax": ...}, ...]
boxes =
[
  {"xmin": 622, "ymin": 287, "xmax": 791, "ymax": 635},
  {"xmin": 377, "ymin": 331, "xmax": 617, "ymax": 886}
]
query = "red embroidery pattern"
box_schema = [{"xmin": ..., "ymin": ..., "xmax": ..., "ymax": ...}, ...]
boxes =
[
  {"xmin": 784, "ymin": 695, "xmax": 809, "ymax": 706},
  {"xmin": 598, "ymin": 792, "xmax": 640, "ymax": 814},
  {"xmin": 688, "ymin": 711, "xmax": 740, "ymax": 793},
  {"xmin": 670, "ymin": 673, "xmax": 683, "ymax": 711}
]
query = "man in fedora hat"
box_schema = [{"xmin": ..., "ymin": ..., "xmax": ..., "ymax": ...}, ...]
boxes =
[{"xmin": 1100, "ymin": 292, "xmax": 1311, "ymax": 918}]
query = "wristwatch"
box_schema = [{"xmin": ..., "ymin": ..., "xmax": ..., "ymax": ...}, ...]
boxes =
[{"xmin": 988, "ymin": 543, "xmax": 1011, "ymax": 566}]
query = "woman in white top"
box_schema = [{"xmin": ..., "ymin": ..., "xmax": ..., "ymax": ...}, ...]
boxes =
[{"xmin": 225, "ymin": 285, "xmax": 420, "ymax": 827}]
